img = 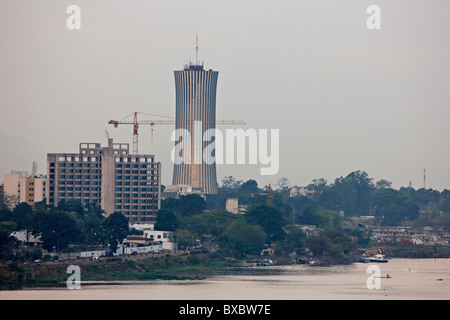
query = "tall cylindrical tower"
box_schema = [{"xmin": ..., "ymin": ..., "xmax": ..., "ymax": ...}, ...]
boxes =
[{"xmin": 172, "ymin": 63, "xmax": 219, "ymax": 194}]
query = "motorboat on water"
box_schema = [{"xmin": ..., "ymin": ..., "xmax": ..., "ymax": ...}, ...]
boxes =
[
  {"xmin": 369, "ymin": 254, "xmax": 388, "ymax": 263},
  {"xmin": 359, "ymin": 249, "xmax": 388, "ymax": 263}
]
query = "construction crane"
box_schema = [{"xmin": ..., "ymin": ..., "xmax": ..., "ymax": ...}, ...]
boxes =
[{"xmin": 108, "ymin": 111, "xmax": 246, "ymax": 154}]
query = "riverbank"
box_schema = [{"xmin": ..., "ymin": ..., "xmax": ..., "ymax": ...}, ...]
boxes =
[
  {"xmin": 1, "ymin": 252, "xmax": 351, "ymax": 290},
  {"xmin": 2, "ymin": 258, "xmax": 449, "ymax": 300},
  {"xmin": 2, "ymin": 246, "xmax": 450, "ymax": 290},
  {"xmin": 0, "ymin": 252, "xmax": 242, "ymax": 290}
]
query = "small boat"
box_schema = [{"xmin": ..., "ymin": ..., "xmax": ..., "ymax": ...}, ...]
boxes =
[
  {"xmin": 374, "ymin": 274, "xmax": 391, "ymax": 279},
  {"xmin": 369, "ymin": 254, "xmax": 388, "ymax": 263},
  {"xmin": 359, "ymin": 253, "xmax": 370, "ymax": 263},
  {"xmin": 258, "ymin": 259, "xmax": 274, "ymax": 266},
  {"xmin": 297, "ymin": 258, "xmax": 309, "ymax": 264}
]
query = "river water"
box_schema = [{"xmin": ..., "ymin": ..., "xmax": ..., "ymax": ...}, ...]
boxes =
[{"xmin": 1, "ymin": 258, "xmax": 449, "ymax": 300}]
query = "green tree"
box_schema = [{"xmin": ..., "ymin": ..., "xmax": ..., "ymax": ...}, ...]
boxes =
[
  {"xmin": 221, "ymin": 176, "xmax": 243, "ymax": 190},
  {"xmin": 33, "ymin": 199, "xmax": 49, "ymax": 212},
  {"xmin": 375, "ymin": 179, "xmax": 393, "ymax": 189},
  {"xmin": 316, "ymin": 209, "xmax": 343, "ymax": 231},
  {"xmin": 317, "ymin": 188, "xmax": 341, "ymax": 212},
  {"xmin": 58, "ymin": 199, "xmax": 85, "ymax": 216},
  {"xmin": 297, "ymin": 205, "xmax": 320, "ymax": 226},
  {"xmin": 0, "ymin": 191, "xmax": 15, "ymax": 211},
  {"xmin": 176, "ymin": 229, "xmax": 197, "ymax": 249},
  {"xmin": 305, "ymin": 230, "xmax": 354, "ymax": 257},
  {"xmin": 85, "ymin": 203, "xmax": 104, "ymax": 216},
  {"xmin": 154, "ymin": 209, "xmax": 180, "ymax": 231},
  {"xmin": 276, "ymin": 177, "xmax": 290, "ymax": 192},
  {"xmin": 325, "ymin": 230, "xmax": 356, "ymax": 255},
  {"xmin": 245, "ymin": 205, "xmax": 287, "ymax": 242},
  {"xmin": 32, "ymin": 209, "xmax": 80, "ymax": 253},
  {"xmin": 275, "ymin": 225, "xmax": 306, "ymax": 255},
  {"xmin": 81, "ymin": 212, "xmax": 106, "ymax": 248},
  {"xmin": 103, "ymin": 212, "xmax": 129, "ymax": 252},
  {"xmin": 183, "ymin": 210, "xmax": 237, "ymax": 238},
  {"xmin": 220, "ymin": 220, "xmax": 266, "ymax": 257},
  {"xmin": 440, "ymin": 190, "xmax": 450, "ymax": 213},
  {"xmin": 431, "ymin": 214, "xmax": 450, "ymax": 233},
  {"xmin": 332, "ymin": 170, "xmax": 374, "ymax": 216},
  {"xmin": 12, "ymin": 202, "xmax": 33, "ymax": 229},
  {"xmin": 0, "ymin": 208, "xmax": 13, "ymax": 223},
  {"xmin": 287, "ymin": 195, "xmax": 318, "ymax": 224},
  {"xmin": 380, "ymin": 204, "xmax": 406, "ymax": 226},
  {"xmin": 162, "ymin": 194, "xmax": 206, "ymax": 217},
  {"xmin": 307, "ymin": 178, "xmax": 328, "ymax": 194},
  {"xmin": 373, "ymin": 188, "xmax": 419, "ymax": 225},
  {"xmin": 238, "ymin": 179, "xmax": 260, "ymax": 204},
  {"xmin": 305, "ymin": 234, "xmax": 334, "ymax": 257},
  {"xmin": 0, "ymin": 221, "xmax": 17, "ymax": 259}
]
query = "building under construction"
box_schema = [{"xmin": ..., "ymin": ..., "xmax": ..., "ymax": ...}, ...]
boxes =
[{"xmin": 46, "ymin": 138, "xmax": 161, "ymax": 223}]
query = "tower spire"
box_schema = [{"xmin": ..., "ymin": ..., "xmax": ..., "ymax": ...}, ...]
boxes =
[
  {"xmin": 195, "ymin": 32, "xmax": 199, "ymax": 65},
  {"xmin": 424, "ymin": 168, "xmax": 426, "ymax": 189}
]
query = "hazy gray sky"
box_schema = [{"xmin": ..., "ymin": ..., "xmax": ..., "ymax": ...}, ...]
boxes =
[{"xmin": 1, "ymin": 0, "xmax": 449, "ymax": 190}]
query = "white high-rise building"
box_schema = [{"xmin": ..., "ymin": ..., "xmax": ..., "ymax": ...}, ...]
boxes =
[{"xmin": 172, "ymin": 63, "xmax": 219, "ymax": 194}]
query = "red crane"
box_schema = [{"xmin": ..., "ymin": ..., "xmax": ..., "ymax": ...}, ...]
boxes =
[{"xmin": 108, "ymin": 111, "xmax": 245, "ymax": 154}]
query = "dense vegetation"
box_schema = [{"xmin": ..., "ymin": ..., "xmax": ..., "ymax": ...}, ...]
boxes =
[
  {"xmin": 0, "ymin": 199, "xmax": 129, "ymax": 262},
  {"xmin": 212, "ymin": 171, "xmax": 450, "ymax": 229},
  {"xmin": 1, "ymin": 170, "xmax": 450, "ymax": 264},
  {"xmin": 155, "ymin": 170, "xmax": 450, "ymax": 259}
]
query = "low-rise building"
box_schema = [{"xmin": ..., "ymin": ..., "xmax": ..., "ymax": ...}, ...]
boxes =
[
  {"xmin": 143, "ymin": 230, "xmax": 176, "ymax": 250},
  {"xmin": 370, "ymin": 226, "xmax": 448, "ymax": 246},
  {"xmin": 161, "ymin": 184, "xmax": 203, "ymax": 200},
  {"xmin": 129, "ymin": 223, "xmax": 176, "ymax": 250},
  {"xmin": 225, "ymin": 198, "xmax": 247, "ymax": 214},
  {"xmin": 292, "ymin": 224, "xmax": 323, "ymax": 237},
  {"xmin": 370, "ymin": 226, "xmax": 413, "ymax": 244},
  {"xmin": 411, "ymin": 227, "xmax": 447, "ymax": 246},
  {"xmin": 226, "ymin": 198, "xmax": 239, "ymax": 214},
  {"xmin": 3, "ymin": 172, "xmax": 47, "ymax": 209},
  {"xmin": 11, "ymin": 230, "xmax": 42, "ymax": 247},
  {"xmin": 289, "ymin": 187, "xmax": 315, "ymax": 198},
  {"xmin": 348, "ymin": 216, "xmax": 376, "ymax": 229}
]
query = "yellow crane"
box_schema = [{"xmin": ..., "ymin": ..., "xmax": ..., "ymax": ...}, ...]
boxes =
[{"xmin": 108, "ymin": 111, "xmax": 246, "ymax": 154}]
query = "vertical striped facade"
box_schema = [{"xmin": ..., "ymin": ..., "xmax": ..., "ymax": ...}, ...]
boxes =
[{"xmin": 172, "ymin": 65, "xmax": 219, "ymax": 194}]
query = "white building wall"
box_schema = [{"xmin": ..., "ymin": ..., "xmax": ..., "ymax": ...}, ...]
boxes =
[{"xmin": 226, "ymin": 198, "xmax": 239, "ymax": 214}]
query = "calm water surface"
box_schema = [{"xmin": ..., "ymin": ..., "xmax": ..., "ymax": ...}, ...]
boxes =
[{"xmin": 1, "ymin": 258, "xmax": 449, "ymax": 300}]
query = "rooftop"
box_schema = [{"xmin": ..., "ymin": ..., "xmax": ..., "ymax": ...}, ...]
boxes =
[{"xmin": 184, "ymin": 63, "xmax": 204, "ymax": 71}]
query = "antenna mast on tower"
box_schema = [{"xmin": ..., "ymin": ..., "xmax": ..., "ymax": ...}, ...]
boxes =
[
  {"xmin": 423, "ymin": 168, "xmax": 426, "ymax": 189},
  {"xmin": 195, "ymin": 32, "xmax": 199, "ymax": 65}
]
